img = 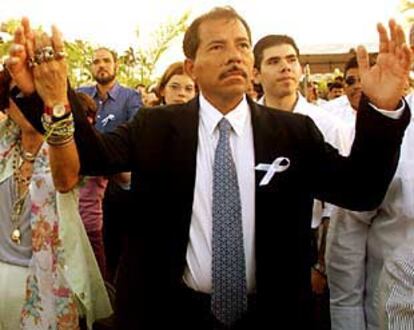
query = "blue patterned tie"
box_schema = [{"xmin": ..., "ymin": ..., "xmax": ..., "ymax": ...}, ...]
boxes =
[{"xmin": 211, "ymin": 118, "xmax": 248, "ymax": 326}]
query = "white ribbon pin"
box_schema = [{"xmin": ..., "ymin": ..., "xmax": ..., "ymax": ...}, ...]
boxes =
[
  {"xmin": 255, "ymin": 157, "xmax": 290, "ymax": 186},
  {"xmin": 101, "ymin": 114, "xmax": 115, "ymax": 126}
]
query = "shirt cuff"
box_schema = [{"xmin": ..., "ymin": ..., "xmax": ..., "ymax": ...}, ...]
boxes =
[{"xmin": 369, "ymin": 99, "xmax": 405, "ymax": 119}]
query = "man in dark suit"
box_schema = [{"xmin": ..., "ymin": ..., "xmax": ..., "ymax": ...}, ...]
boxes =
[{"xmin": 7, "ymin": 7, "xmax": 412, "ymax": 330}]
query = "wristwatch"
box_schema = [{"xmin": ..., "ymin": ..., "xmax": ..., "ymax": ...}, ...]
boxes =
[{"xmin": 44, "ymin": 103, "xmax": 71, "ymax": 121}]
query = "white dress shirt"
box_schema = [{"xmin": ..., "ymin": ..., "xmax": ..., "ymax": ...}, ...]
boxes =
[{"xmin": 183, "ymin": 93, "xmax": 256, "ymax": 294}]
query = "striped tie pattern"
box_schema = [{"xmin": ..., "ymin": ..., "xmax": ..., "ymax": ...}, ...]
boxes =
[{"xmin": 211, "ymin": 118, "xmax": 248, "ymax": 326}]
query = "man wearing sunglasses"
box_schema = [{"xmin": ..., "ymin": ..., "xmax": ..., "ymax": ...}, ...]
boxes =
[
  {"xmin": 344, "ymin": 65, "xmax": 363, "ymax": 110},
  {"xmin": 324, "ymin": 53, "xmax": 414, "ymax": 330},
  {"xmin": 322, "ymin": 56, "xmax": 370, "ymax": 130}
]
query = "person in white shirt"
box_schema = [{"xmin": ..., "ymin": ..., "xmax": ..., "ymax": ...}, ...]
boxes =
[
  {"xmin": 252, "ymin": 34, "xmax": 352, "ymax": 329},
  {"xmin": 253, "ymin": 35, "xmax": 350, "ymax": 153},
  {"xmin": 324, "ymin": 56, "xmax": 414, "ymax": 330}
]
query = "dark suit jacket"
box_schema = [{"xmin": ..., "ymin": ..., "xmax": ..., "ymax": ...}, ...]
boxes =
[{"xmin": 69, "ymin": 92, "xmax": 409, "ymax": 329}]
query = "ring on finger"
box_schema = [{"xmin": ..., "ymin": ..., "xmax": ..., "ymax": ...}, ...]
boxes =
[
  {"xmin": 42, "ymin": 46, "xmax": 55, "ymax": 62},
  {"xmin": 54, "ymin": 50, "xmax": 67, "ymax": 60},
  {"xmin": 27, "ymin": 57, "xmax": 38, "ymax": 68},
  {"xmin": 34, "ymin": 52, "xmax": 44, "ymax": 65}
]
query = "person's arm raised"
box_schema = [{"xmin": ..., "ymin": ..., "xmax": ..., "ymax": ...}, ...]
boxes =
[
  {"xmin": 9, "ymin": 20, "xmax": 80, "ymax": 193},
  {"xmin": 36, "ymin": 26, "xmax": 80, "ymax": 192},
  {"xmin": 358, "ymin": 19, "xmax": 412, "ymax": 111}
]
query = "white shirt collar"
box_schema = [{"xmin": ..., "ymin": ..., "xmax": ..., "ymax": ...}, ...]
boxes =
[
  {"xmin": 257, "ymin": 95, "xmax": 265, "ymax": 106},
  {"xmin": 257, "ymin": 92, "xmax": 303, "ymax": 113},
  {"xmin": 199, "ymin": 92, "xmax": 250, "ymax": 137}
]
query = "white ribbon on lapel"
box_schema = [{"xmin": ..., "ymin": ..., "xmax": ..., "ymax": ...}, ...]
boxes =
[{"xmin": 255, "ymin": 157, "xmax": 290, "ymax": 186}]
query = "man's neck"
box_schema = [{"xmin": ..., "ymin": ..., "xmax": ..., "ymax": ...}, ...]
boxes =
[
  {"xmin": 96, "ymin": 80, "xmax": 116, "ymax": 99},
  {"xmin": 203, "ymin": 93, "xmax": 244, "ymax": 115},
  {"xmin": 264, "ymin": 92, "xmax": 298, "ymax": 112}
]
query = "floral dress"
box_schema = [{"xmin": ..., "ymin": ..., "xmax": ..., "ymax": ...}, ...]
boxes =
[{"xmin": 0, "ymin": 119, "xmax": 112, "ymax": 329}]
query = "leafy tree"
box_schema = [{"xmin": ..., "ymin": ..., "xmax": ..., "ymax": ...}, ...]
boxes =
[
  {"xmin": 118, "ymin": 10, "xmax": 190, "ymax": 88},
  {"xmin": 0, "ymin": 19, "xmax": 20, "ymax": 61},
  {"xmin": 400, "ymin": 0, "xmax": 414, "ymax": 29},
  {"xmin": 401, "ymin": 0, "xmax": 414, "ymax": 19},
  {"xmin": 64, "ymin": 39, "xmax": 95, "ymax": 88},
  {"xmin": 0, "ymin": 12, "xmax": 190, "ymax": 89}
]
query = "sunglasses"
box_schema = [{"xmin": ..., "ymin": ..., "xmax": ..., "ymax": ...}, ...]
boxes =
[{"xmin": 345, "ymin": 76, "xmax": 360, "ymax": 86}]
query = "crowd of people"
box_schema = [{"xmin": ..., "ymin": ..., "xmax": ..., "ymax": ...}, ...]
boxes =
[{"xmin": 0, "ymin": 6, "xmax": 413, "ymax": 330}]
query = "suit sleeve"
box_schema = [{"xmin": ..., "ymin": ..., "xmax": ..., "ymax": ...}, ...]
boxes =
[
  {"xmin": 311, "ymin": 95, "xmax": 410, "ymax": 211},
  {"xmin": 69, "ymin": 88, "xmax": 142, "ymax": 176}
]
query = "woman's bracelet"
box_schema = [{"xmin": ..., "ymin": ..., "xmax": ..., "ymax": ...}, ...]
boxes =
[{"xmin": 41, "ymin": 113, "xmax": 75, "ymax": 146}]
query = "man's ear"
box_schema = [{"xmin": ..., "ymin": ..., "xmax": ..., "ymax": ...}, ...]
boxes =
[
  {"xmin": 253, "ymin": 67, "xmax": 261, "ymax": 85},
  {"xmin": 184, "ymin": 59, "xmax": 196, "ymax": 81}
]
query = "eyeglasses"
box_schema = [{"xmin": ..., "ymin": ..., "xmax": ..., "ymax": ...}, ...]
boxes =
[
  {"xmin": 166, "ymin": 83, "xmax": 195, "ymax": 94},
  {"xmin": 345, "ymin": 76, "xmax": 361, "ymax": 86}
]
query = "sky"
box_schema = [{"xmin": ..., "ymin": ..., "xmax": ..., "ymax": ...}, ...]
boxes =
[{"xmin": 0, "ymin": 0, "xmax": 405, "ymax": 74}]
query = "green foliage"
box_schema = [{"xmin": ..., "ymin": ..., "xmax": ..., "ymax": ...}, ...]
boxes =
[
  {"xmin": 64, "ymin": 39, "xmax": 94, "ymax": 88},
  {"xmin": 0, "ymin": 19, "xmax": 19, "ymax": 61},
  {"xmin": 118, "ymin": 11, "xmax": 190, "ymax": 87},
  {"xmin": 0, "ymin": 19, "xmax": 21, "ymax": 34},
  {"xmin": 400, "ymin": 0, "xmax": 414, "ymax": 24},
  {"xmin": 0, "ymin": 12, "xmax": 190, "ymax": 89},
  {"xmin": 400, "ymin": 0, "xmax": 414, "ymax": 12},
  {"xmin": 0, "ymin": 38, "xmax": 12, "ymax": 62}
]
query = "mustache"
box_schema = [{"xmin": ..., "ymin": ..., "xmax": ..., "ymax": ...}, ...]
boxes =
[{"xmin": 219, "ymin": 66, "xmax": 248, "ymax": 80}]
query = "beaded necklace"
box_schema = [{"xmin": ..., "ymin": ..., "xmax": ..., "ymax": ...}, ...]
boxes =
[{"xmin": 10, "ymin": 140, "xmax": 36, "ymax": 244}]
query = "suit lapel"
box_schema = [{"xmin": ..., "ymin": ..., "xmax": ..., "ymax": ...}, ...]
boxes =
[
  {"xmin": 249, "ymin": 98, "xmax": 281, "ymax": 188},
  {"xmin": 169, "ymin": 97, "xmax": 199, "ymax": 173},
  {"xmin": 169, "ymin": 97, "xmax": 200, "ymax": 227}
]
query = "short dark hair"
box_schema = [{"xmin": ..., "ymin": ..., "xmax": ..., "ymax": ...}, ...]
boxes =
[
  {"xmin": 183, "ymin": 6, "xmax": 252, "ymax": 60},
  {"xmin": 93, "ymin": 47, "xmax": 118, "ymax": 63},
  {"xmin": 253, "ymin": 35, "xmax": 300, "ymax": 70},
  {"xmin": 344, "ymin": 56, "xmax": 359, "ymax": 77},
  {"xmin": 328, "ymin": 81, "xmax": 344, "ymax": 91}
]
